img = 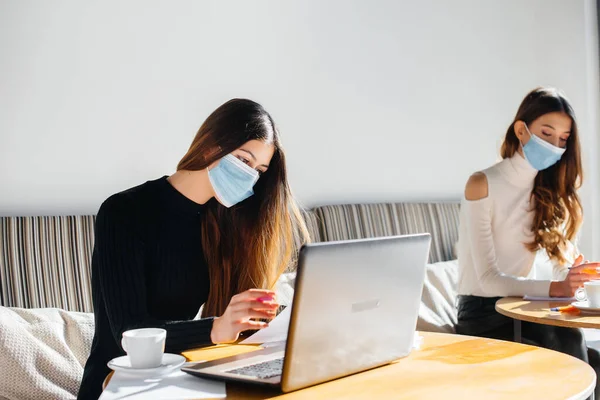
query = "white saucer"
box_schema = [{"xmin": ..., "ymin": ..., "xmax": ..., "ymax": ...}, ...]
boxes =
[
  {"xmin": 572, "ymin": 301, "xmax": 600, "ymax": 314},
  {"xmin": 107, "ymin": 353, "xmax": 186, "ymax": 376}
]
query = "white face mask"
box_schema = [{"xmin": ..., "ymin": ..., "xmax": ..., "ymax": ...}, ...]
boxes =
[
  {"xmin": 520, "ymin": 124, "xmax": 566, "ymax": 171},
  {"xmin": 207, "ymin": 154, "xmax": 259, "ymax": 208}
]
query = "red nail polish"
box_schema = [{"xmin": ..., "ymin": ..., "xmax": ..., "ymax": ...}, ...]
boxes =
[{"xmin": 257, "ymin": 296, "xmax": 274, "ymax": 302}]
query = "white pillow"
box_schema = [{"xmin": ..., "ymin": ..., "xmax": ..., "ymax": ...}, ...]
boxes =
[
  {"xmin": 0, "ymin": 307, "xmax": 94, "ymax": 400},
  {"xmin": 417, "ymin": 260, "xmax": 459, "ymax": 333},
  {"xmin": 275, "ymin": 272, "xmax": 296, "ymax": 306}
]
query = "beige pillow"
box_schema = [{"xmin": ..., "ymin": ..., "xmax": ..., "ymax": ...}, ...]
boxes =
[
  {"xmin": 416, "ymin": 260, "xmax": 459, "ymax": 333},
  {"xmin": 0, "ymin": 307, "xmax": 94, "ymax": 400}
]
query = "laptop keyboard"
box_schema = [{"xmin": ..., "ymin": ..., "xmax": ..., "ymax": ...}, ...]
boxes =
[{"xmin": 224, "ymin": 357, "xmax": 284, "ymax": 379}]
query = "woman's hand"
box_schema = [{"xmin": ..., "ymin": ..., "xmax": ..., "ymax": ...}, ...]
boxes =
[
  {"xmin": 550, "ymin": 255, "xmax": 600, "ymax": 297},
  {"xmin": 210, "ymin": 289, "xmax": 279, "ymax": 344}
]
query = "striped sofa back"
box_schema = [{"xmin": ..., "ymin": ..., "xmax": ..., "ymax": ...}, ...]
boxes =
[
  {"xmin": 313, "ymin": 203, "xmax": 460, "ymax": 263},
  {"xmin": 0, "ymin": 211, "xmax": 322, "ymax": 312},
  {"xmin": 0, "ymin": 216, "xmax": 96, "ymax": 312},
  {"xmin": 0, "ymin": 203, "xmax": 458, "ymax": 311}
]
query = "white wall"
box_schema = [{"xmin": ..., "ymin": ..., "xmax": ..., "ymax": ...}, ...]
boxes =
[
  {"xmin": 1, "ymin": 0, "xmax": 598, "ymax": 257},
  {"xmin": 583, "ymin": 0, "xmax": 600, "ymax": 261}
]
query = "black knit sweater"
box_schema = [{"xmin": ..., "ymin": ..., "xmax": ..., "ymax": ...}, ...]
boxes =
[{"xmin": 78, "ymin": 177, "xmax": 215, "ymax": 399}]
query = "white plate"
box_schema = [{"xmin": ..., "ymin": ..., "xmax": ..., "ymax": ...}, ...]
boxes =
[
  {"xmin": 572, "ymin": 301, "xmax": 600, "ymax": 313},
  {"xmin": 107, "ymin": 353, "xmax": 186, "ymax": 376}
]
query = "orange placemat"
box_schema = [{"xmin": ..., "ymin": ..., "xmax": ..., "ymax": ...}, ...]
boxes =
[{"xmin": 182, "ymin": 344, "xmax": 263, "ymax": 362}]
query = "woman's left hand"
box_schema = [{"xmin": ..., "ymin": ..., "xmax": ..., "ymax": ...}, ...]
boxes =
[{"xmin": 210, "ymin": 289, "xmax": 279, "ymax": 344}]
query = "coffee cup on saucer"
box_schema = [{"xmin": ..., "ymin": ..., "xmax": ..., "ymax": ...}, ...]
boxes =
[
  {"xmin": 584, "ymin": 281, "xmax": 600, "ymax": 308},
  {"xmin": 121, "ymin": 328, "xmax": 166, "ymax": 369}
]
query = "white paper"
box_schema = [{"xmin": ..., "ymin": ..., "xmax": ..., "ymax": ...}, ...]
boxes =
[
  {"xmin": 100, "ymin": 366, "xmax": 226, "ymax": 400},
  {"xmin": 240, "ymin": 306, "xmax": 291, "ymax": 345},
  {"xmin": 523, "ymin": 295, "xmax": 576, "ymax": 301}
]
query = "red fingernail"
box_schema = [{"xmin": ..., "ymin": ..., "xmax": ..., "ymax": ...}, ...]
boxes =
[{"xmin": 258, "ymin": 296, "xmax": 274, "ymax": 302}]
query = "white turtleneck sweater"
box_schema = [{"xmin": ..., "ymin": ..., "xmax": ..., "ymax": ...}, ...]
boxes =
[{"xmin": 457, "ymin": 153, "xmax": 574, "ymax": 298}]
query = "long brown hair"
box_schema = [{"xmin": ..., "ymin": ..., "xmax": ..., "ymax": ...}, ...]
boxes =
[
  {"xmin": 177, "ymin": 99, "xmax": 310, "ymax": 317},
  {"xmin": 500, "ymin": 88, "xmax": 583, "ymax": 264}
]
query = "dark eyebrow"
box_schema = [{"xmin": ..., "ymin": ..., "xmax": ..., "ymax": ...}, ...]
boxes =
[
  {"xmin": 542, "ymin": 124, "xmax": 571, "ymax": 134},
  {"xmin": 239, "ymin": 149, "xmax": 269, "ymax": 168}
]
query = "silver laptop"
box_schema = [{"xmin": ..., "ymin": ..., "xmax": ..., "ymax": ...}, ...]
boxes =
[{"xmin": 182, "ymin": 234, "xmax": 431, "ymax": 392}]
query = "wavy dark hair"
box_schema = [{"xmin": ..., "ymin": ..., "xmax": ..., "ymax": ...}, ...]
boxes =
[
  {"xmin": 500, "ymin": 88, "xmax": 583, "ymax": 264},
  {"xmin": 177, "ymin": 99, "xmax": 310, "ymax": 317}
]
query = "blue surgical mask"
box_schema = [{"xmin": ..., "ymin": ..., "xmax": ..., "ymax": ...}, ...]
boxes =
[
  {"xmin": 208, "ymin": 154, "xmax": 259, "ymax": 208},
  {"xmin": 521, "ymin": 124, "xmax": 566, "ymax": 171}
]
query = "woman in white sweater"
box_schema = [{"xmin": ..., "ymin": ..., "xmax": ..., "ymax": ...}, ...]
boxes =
[{"xmin": 457, "ymin": 87, "xmax": 600, "ymax": 395}]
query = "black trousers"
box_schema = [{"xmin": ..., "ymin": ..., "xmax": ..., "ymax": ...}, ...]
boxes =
[{"xmin": 457, "ymin": 295, "xmax": 600, "ymax": 399}]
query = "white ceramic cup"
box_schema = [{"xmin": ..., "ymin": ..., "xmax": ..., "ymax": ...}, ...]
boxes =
[
  {"xmin": 584, "ymin": 281, "xmax": 600, "ymax": 308},
  {"xmin": 121, "ymin": 328, "xmax": 166, "ymax": 369}
]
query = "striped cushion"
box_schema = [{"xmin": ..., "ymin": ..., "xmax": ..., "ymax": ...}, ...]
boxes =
[
  {"xmin": 0, "ymin": 216, "xmax": 95, "ymax": 312},
  {"xmin": 313, "ymin": 203, "xmax": 460, "ymax": 263},
  {"xmin": 0, "ymin": 210, "xmax": 322, "ymax": 311},
  {"xmin": 0, "ymin": 205, "xmax": 455, "ymax": 311},
  {"xmin": 301, "ymin": 209, "xmax": 322, "ymax": 244}
]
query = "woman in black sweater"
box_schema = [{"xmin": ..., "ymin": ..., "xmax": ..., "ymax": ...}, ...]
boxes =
[{"xmin": 78, "ymin": 99, "xmax": 309, "ymax": 399}]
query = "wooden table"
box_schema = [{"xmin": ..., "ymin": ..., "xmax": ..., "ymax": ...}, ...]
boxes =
[
  {"xmin": 496, "ymin": 297, "xmax": 600, "ymax": 342},
  {"xmin": 104, "ymin": 331, "xmax": 596, "ymax": 399}
]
